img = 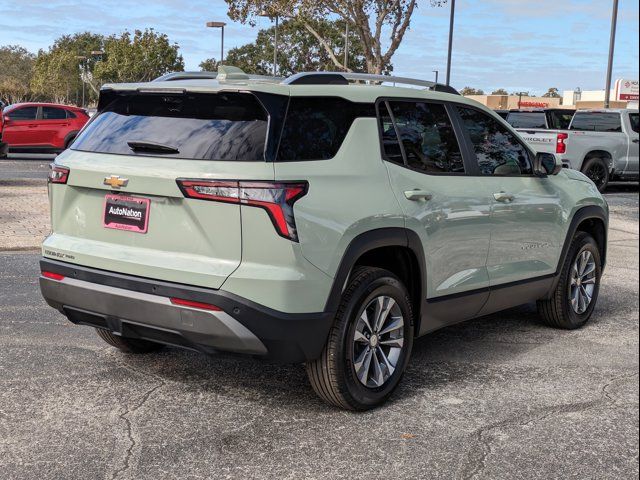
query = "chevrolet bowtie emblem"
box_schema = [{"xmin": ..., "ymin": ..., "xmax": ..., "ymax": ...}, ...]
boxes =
[{"xmin": 103, "ymin": 175, "xmax": 128, "ymax": 189}]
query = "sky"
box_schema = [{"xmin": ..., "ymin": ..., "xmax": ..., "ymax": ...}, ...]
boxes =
[{"xmin": 1, "ymin": 0, "xmax": 638, "ymax": 95}]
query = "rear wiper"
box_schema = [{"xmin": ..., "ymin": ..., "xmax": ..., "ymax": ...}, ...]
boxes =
[{"xmin": 127, "ymin": 140, "xmax": 179, "ymax": 154}]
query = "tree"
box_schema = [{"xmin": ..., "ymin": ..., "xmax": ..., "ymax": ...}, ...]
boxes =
[
  {"xmin": 491, "ymin": 88, "xmax": 508, "ymax": 95},
  {"xmin": 542, "ymin": 87, "xmax": 560, "ymax": 98},
  {"xmin": 0, "ymin": 45, "xmax": 35, "ymax": 104},
  {"xmin": 224, "ymin": 0, "xmax": 445, "ymax": 74},
  {"xmin": 201, "ymin": 19, "xmax": 388, "ymax": 76},
  {"xmin": 31, "ymin": 49, "xmax": 84, "ymax": 104},
  {"xmin": 511, "ymin": 91, "xmax": 530, "ymax": 96},
  {"xmin": 199, "ymin": 58, "xmax": 220, "ymax": 71},
  {"xmin": 460, "ymin": 87, "xmax": 484, "ymax": 96},
  {"xmin": 93, "ymin": 29, "xmax": 184, "ymax": 83},
  {"xmin": 30, "ymin": 32, "xmax": 105, "ymax": 105}
]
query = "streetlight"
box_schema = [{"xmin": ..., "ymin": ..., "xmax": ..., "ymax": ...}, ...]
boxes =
[
  {"xmin": 604, "ymin": 0, "xmax": 619, "ymax": 108},
  {"xmin": 76, "ymin": 50, "xmax": 103, "ymax": 108},
  {"xmin": 344, "ymin": 22, "xmax": 349, "ymax": 71},
  {"xmin": 445, "ymin": 0, "xmax": 456, "ymax": 86},
  {"xmin": 433, "ymin": 70, "xmax": 439, "ymax": 84},
  {"xmin": 259, "ymin": 11, "xmax": 279, "ymax": 76},
  {"xmin": 206, "ymin": 21, "xmax": 226, "ymax": 65}
]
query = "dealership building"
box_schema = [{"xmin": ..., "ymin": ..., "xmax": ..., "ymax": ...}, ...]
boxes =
[{"xmin": 466, "ymin": 79, "xmax": 638, "ymax": 110}]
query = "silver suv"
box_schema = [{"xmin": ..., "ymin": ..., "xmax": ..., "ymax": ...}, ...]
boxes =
[{"xmin": 40, "ymin": 69, "xmax": 608, "ymax": 410}]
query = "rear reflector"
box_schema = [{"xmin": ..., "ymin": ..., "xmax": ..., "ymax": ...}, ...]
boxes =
[
  {"xmin": 176, "ymin": 179, "xmax": 308, "ymax": 241},
  {"xmin": 48, "ymin": 164, "xmax": 70, "ymax": 184},
  {"xmin": 42, "ymin": 271, "xmax": 65, "ymax": 281},
  {"xmin": 170, "ymin": 297, "xmax": 222, "ymax": 311}
]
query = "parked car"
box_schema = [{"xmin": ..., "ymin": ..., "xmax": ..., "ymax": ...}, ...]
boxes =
[
  {"xmin": 506, "ymin": 108, "xmax": 575, "ymax": 130},
  {"xmin": 40, "ymin": 70, "xmax": 609, "ymax": 410},
  {"xmin": 516, "ymin": 109, "xmax": 639, "ymax": 191},
  {"xmin": 0, "ymin": 103, "xmax": 89, "ymax": 157}
]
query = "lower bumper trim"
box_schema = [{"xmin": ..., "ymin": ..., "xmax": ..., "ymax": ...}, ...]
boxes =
[{"xmin": 39, "ymin": 258, "xmax": 334, "ymax": 363}]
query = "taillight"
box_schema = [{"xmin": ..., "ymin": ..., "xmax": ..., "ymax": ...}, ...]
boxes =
[
  {"xmin": 177, "ymin": 179, "xmax": 308, "ymax": 241},
  {"xmin": 42, "ymin": 271, "xmax": 65, "ymax": 281},
  {"xmin": 170, "ymin": 297, "xmax": 222, "ymax": 311},
  {"xmin": 48, "ymin": 164, "xmax": 69, "ymax": 184},
  {"xmin": 556, "ymin": 133, "xmax": 568, "ymax": 154}
]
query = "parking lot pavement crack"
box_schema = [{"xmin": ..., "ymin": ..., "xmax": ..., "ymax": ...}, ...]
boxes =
[
  {"xmin": 104, "ymin": 356, "xmax": 168, "ymax": 480},
  {"xmin": 458, "ymin": 371, "xmax": 639, "ymax": 480},
  {"xmin": 109, "ymin": 379, "xmax": 165, "ymax": 480}
]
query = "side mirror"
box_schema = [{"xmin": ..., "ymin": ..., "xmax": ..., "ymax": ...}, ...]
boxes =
[
  {"xmin": 2, "ymin": 116, "xmax": 10, "ymax": 125},
  {"xmin": 534, "ymin": 152, "xmax": 562, "ymax": 176}
]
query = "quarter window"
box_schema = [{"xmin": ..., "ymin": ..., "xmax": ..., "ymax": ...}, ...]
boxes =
[
  {"xmin": 457, "ymin": 106, "xmax": 533, "ymax": 176},
  {"xmin": 628, "ymin": 113, "xmax": 639, "ymax": 134},
  {"xmin": 277, "ymin": 97, "xmax": 374, "ymax": 161},
  {"xmin": 8, "ymin": 106, "xmax": 37, "ymax": 120},
  {"xmin": 381, "ymin": 101, "xmax": 465, "ymax": 173}
]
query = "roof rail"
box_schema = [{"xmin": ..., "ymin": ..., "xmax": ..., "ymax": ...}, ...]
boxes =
[
  {"xmin": 283, "ymin": 72, "xmax": 460, "ymax": 95},
  {"xmin": 152, "ymin": 69, "xmax": 284, "ymax": 83}
]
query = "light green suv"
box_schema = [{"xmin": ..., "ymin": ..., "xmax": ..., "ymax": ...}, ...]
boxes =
[{"xmin": 40, "ymin": 69, "xmax": 608, "ymax": 410}]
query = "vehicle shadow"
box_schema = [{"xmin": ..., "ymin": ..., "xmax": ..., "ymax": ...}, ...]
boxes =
[
  {"xmin": 113, "ymin": 302, "xmax": 567, "ymax": 412},
  {"xmin": 604, "ymin": 182, "xmax": 639, "ymax": 194}
]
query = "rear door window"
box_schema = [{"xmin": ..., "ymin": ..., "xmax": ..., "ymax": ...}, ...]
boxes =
[
  {"xmin": 276, "ymin": 97, "xmax": 374, "ymax": 161},
  {"xmin": 72, "ymin": 92, "xmax": 269, "ymax": 161},
  {"xmin": 506, "ymin": 112, "xmax": 547, "ymax": 129},
  {"xmin": 42, "ymin": 107, "xmax": 68, "ymax": 120},
  {"xmin": 8, "ymin": 106, "xmax": 37, "ymax": 121},
  {"xmin": 457, "ymin": 106, "xmax": 533, "ymax": 176},
  {"xmin": 570, "ymin": 112, "xmax": 622, "ymax": 132},
  {"xmin": 381, "ymin": 101, "xmax": 465, "ymax": 173}
]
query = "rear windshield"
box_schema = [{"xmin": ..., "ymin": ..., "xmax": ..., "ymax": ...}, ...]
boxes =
[
  {"xmin": 71, "ymin": 92, "xmax": 268, "ymax": 161},
  {"xmin": 547, "ymin": 110, "xmax": 574, "ymax": 129},
  {"xmin": 506, "ymin": 112, "xmax": 547, "ymax": 129},
  {"xmin": 570, "ymin": 112, "xmax": 622, "ymax": 132}
]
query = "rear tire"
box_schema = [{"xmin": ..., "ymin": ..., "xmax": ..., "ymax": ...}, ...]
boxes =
[
  {"xmin": 581, "ymin": 157, "xmax": 610, "ymax": 192},
  {"xmin": 306, "ymin": 267, "xmax": 414, "ymax": 410},
  {"xmin": 95, "ymin": 328, "xmax": 164, "ymax": 354},
  {"xmin": 537, "ymin": 232, "xmax": 602, "ymax": 329}
]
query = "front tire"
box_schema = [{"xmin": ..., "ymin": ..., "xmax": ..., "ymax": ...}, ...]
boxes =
[
  {"xmin": 537, "ymin": 232, "xmax": 602, "ymax": 329},
  {"xmin": 95, "ymin": 329, "xmax": 164, "ymax": 353},
  {"xmin": 306, "ymin": 267, "xmax": 414, "ymax": 410}
]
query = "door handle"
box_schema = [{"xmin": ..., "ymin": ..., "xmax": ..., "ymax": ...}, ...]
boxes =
[
  {"xmin": 404, "ymin": 189, "xmax": 432, "ymax": 201},
  {"xmin": 493, "ymin": 192, "xmax": 515, "ymax": 203},
  {"xmin": 28, "ymin": 125, "xmax": 38, "ymax": 128},
  {"xmin": 633, "ymin": 138, "xmax": 639, "ymax": 144}
]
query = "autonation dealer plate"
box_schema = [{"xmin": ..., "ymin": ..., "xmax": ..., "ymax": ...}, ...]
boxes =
[{"xmin": 103, "ymin": 194, "xmax": 150, "ymax": 234}]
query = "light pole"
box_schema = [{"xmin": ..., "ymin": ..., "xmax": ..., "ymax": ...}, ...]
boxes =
[
  {"xmin": 259, "ymin": 11, "xmax": 279, "ymax": 76},
  {"xmin": 433, "ymin": 70, "xmax": 439, "ymax": 84},
  {"xmin": 76, "ymin": 51, "xmax": 103, "ymax": 108},
  {"xmin": 76, "ymin": 55, "xmax": 87, "ymax": 107},
  {"xmin": 206, "ymin": 21, "xmax": 226, "ymax": 64},
  {"xmin": 344, "ymin": 22, "xmax": 349, "ymax": 71},
  {"xmin": 445, "ymin": 0, "xmax": 456, "ymax": 86},
  {"xmin": 604, "ymin": 0, "xmax": 619, "ymax": 108}
]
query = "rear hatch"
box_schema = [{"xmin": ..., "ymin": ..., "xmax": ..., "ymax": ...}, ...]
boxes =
[{"xmin": 44, "ymin": 88, "xmax": 281, "ymax": 289}]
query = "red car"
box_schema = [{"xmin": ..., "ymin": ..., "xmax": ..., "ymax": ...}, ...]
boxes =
[{"xmin": 0, "ymin": 103, "xmax": 90, "ymax": 157}]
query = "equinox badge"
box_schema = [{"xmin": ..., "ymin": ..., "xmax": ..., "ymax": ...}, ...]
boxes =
[{"xmin": 103, "ymin": 175, "xmax": 129, "ymax": 189}]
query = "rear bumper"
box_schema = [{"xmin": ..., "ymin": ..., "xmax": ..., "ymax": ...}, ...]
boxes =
[{"xmin": 39, "ymin": 258, "xmax": 334, "ymax": 363}]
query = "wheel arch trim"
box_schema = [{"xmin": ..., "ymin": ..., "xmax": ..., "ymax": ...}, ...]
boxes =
[{"xmin": 323, "ymin": 227, "xmax": 426, "ymax": 332}]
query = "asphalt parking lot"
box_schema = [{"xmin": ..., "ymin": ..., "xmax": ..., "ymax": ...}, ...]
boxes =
[{"xmin": 0, "ymin": 157, "xmax": 638, "ymax": 480}]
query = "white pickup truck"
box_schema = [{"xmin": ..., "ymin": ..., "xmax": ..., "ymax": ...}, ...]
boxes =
[{"xmin": 514, "ymin": 109, "xmax": 639, "ymax": 191}]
